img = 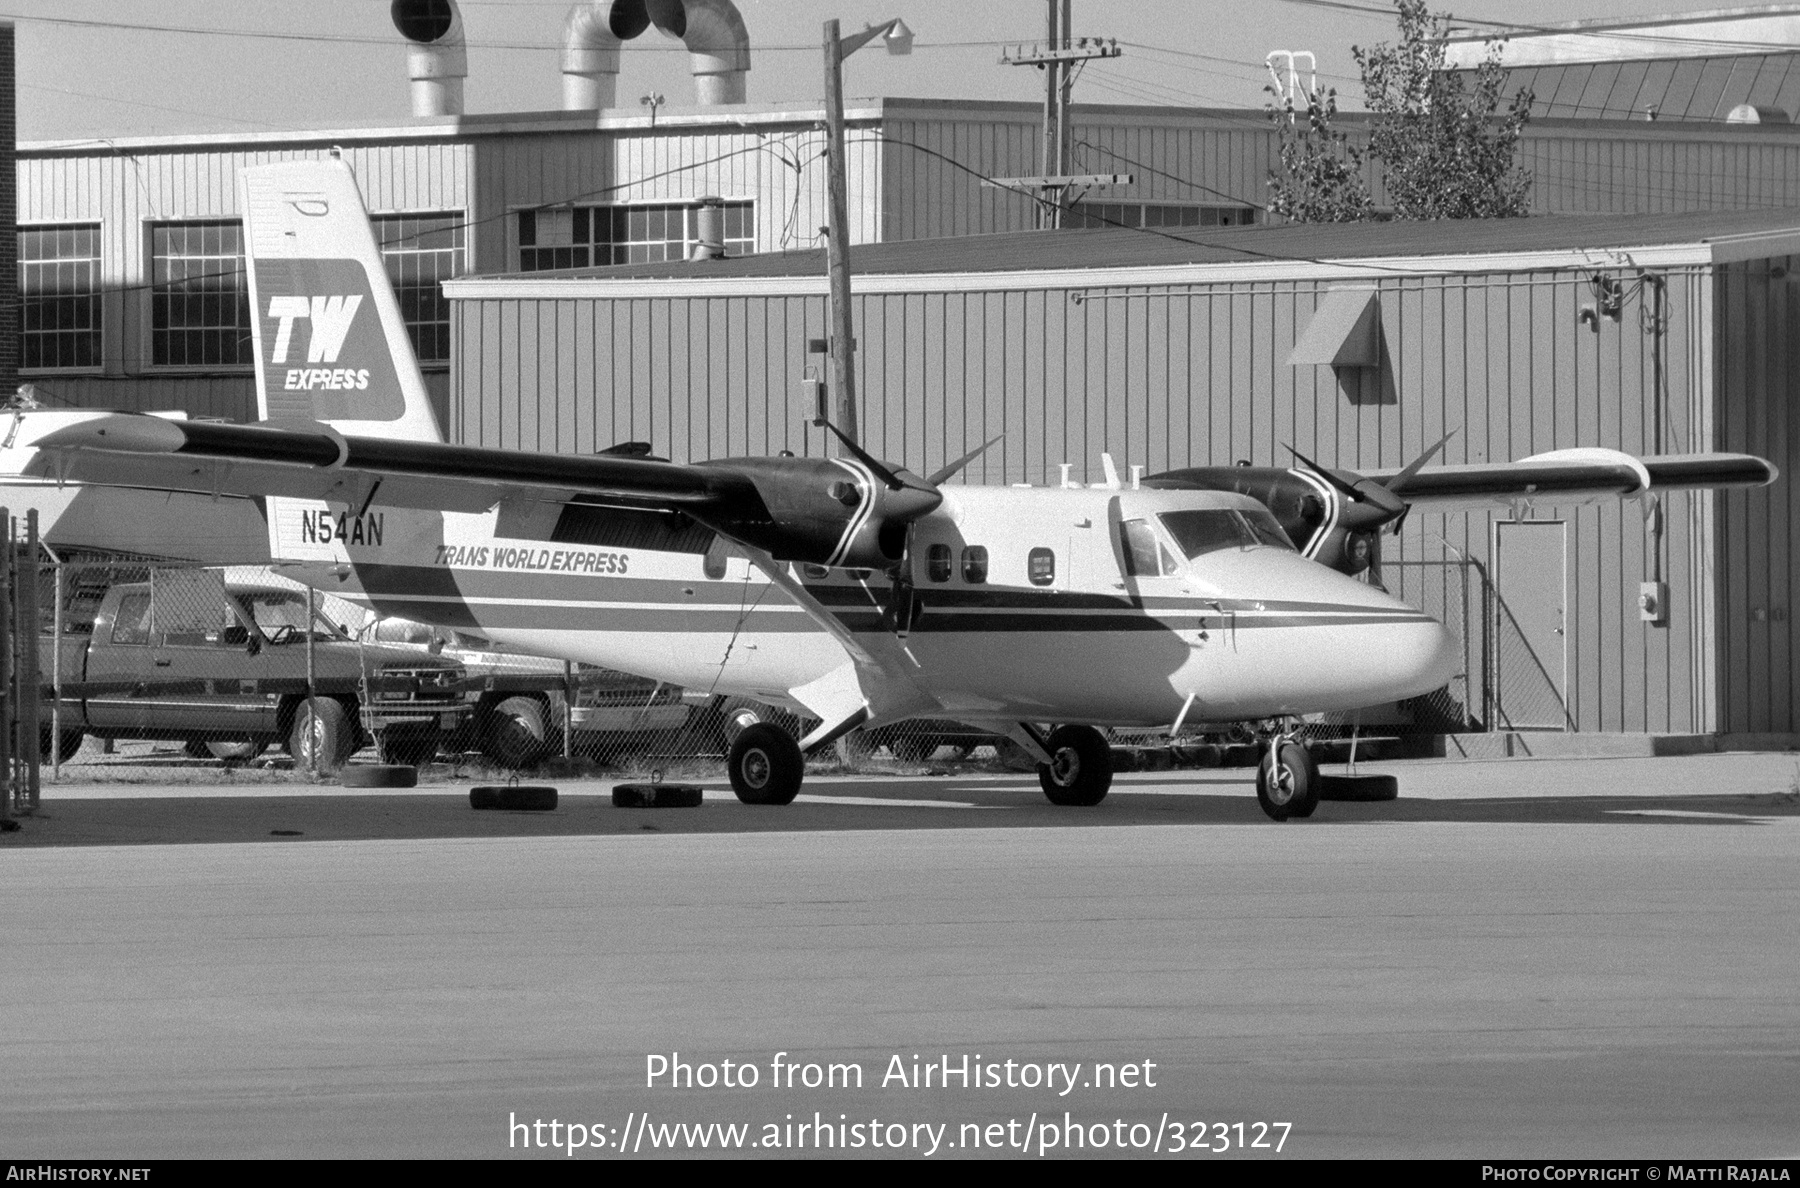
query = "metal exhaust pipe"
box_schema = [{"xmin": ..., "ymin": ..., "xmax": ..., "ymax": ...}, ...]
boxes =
[
  {"xmin": 392, "ymin": 0, "xmax": 468, "ymax": 117},
  {"xmin": 561, "ymin": 0, "xmax": 749, "ymax": 111}
]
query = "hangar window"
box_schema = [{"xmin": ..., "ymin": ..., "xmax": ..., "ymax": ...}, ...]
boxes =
[
  {"xmin": 517, "ymin": 201, "xmax": 753, "ymax": 270},
  {"xmin": 1068, "ymin": 203, "xmax": 1257, "ymax": 230},
  {"xmin": 372, "ymin": 212, "xmax": 466, "ymax": 365},
  {"xmin": 150, "ymin": 220, "xmax": 251, "ymax": 368},
  {"xmin": 20, "ymin": 224, "xmax": 102, "ymax": 371},
  {"xmin": 1028, "ymin": 547, "xmax": 1056, "ymax": 587}
]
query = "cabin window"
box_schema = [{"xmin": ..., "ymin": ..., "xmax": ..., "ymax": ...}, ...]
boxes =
[
  {"xmin": 1028, "ymin": 547, "xmax": 1056, "ymax": 587},
  {"xmin": 961, "ymin": 546, "xmax": 988, "ymax": 584},
  {"xmin": 702, "ymin": 535, "xmax": 729, "ymax": 580},
  {"xmin": 926, "ymin": 544, "xmax": 953, "ymax": 583},
  {"xmin": 801, "ymin": 564, "xmax": 830, "ymax": 580}
]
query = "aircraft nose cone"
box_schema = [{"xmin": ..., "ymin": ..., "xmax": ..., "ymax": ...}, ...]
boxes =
[
  {"xmin": 1185, "ymin": 550, "xmax": 1462, "ymax": 717},
  {"xmin": 1363, "ymin": 609, "xmax": 1460, "ymax": 702}
]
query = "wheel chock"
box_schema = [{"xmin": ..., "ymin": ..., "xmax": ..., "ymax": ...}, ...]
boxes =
[
  {"xmin": 612, "ymin": 782, "xmax": 704, "ymax": 808},
  {"xmin": 1316, "ymin": 773, "xmax": 1399, "ymax": 802},
  {"xmin": 341, "ymin": 764, "xmax": 418, "ymax": 789},
  {"xmin": 470, "ymin": 785, "xmax": 559, "ymax": 811}
]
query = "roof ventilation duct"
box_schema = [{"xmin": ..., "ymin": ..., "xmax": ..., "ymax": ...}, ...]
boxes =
[
  {"xmin": 690, "ymin": 196, "xmax": 727, "ymax": 260},
  {"xmin": 561, "ymin": 0, "xmax": 750, "ymax": 111},
  {"xmin": 392, "ymin": 0, "xmax": 468, "ymax": 117},
  {"xmin": 1727, "ymin": 104, "xmax": 1791, "ymax": 124}
]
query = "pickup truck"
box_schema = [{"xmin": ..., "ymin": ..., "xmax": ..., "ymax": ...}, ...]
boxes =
[
  {"xmin": 359, "ymin": 616, "xmax": 696, "ymax": 768},
  {"xmin": 42, "ymin": 575, "xmax": 472, "ymax": 773}
]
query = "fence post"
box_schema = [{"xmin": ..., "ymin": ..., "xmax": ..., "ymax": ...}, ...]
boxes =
[
  {"xmin": 563, "ymin": 660, "xmax": 573, "ymax": 759},
  {"xmin": 50, "ymin": 558, "xmax": 63, "ymax": 780},
  {"xmin": 306, "ymin": 587, "xmax": 317, "ymax": 775},
  {"xmin": 20, "ymin": 510, "xmax": 39, "ymax": 812},
  {"xmin": 0, "ymin": 509, "xmax": 12, "ymax": 816}
]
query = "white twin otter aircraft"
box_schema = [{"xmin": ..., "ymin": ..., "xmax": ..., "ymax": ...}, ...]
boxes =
[{"xmin": 9, "ymin": 161, "xmax": 1778, "ymax": 818}]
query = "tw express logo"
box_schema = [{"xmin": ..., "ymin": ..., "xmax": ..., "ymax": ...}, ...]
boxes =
[{"xmin": 267, "ymin": 295, "xmax": 369, "ymax": 392}]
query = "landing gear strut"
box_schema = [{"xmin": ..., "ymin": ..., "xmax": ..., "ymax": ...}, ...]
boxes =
[
  {"xmin": 1037, "ymin": 724, "xmax": 1113, "ymax": 806},
  {"xmin": 1255, "ymin": 725, "xmax": 1319, "ymax": 822}
]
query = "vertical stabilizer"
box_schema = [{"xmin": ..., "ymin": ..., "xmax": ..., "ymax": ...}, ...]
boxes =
[{"xmin": 238, "ymin": 159, "xmax": 443, "ymax": 443}]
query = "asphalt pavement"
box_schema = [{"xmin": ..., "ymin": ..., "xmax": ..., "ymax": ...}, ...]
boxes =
[{"xmin": 2, "ymin": 752, "xmax": 1796, "ymax": 1159}]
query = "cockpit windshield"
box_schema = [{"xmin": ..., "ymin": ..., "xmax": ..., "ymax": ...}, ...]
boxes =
[{"xmin": 1158, "ymin": 508, "xmax": 1297, "ymax": 559}]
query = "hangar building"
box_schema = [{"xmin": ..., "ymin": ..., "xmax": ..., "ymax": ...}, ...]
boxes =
[
  {"xmin": 22, "ymin": 94, "xmax": 1800, "ymax": 428},
  {"xmin": 442, "ymin": 211, "xmax": 1799, "ymax": 743}
]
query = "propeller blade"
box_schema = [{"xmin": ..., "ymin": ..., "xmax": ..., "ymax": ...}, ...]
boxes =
[
  {"xmin": 1285, "ymin": 444, "xmax": 1366, "ymax": 502},
  {"xmin": 1385, "ymin": 429, "xmax": 1457, "ymax": 493},
  {"xmin": 926, "ymin": 435, "xmax": 1004, "ymax": 486},
  {"xmin": 819, "ymin": 420, "xmax": 906, "ymax": 491}
]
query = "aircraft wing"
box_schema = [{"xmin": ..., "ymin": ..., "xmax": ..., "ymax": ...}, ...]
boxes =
[
  {"xmin": 25, "ymin": 410, "xmax": 951, "ymax": 749},
  {"xmin": 25, "ymin": 411, "xmax": 773, "ymax": 522},
  {"xmin": 1360, "ymin": 448, "xmax": 1777, "ymax": 509}
]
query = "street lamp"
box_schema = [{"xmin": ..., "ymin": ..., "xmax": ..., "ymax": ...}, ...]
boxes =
[{"xmin": 821, "ymin": 17, "xmax": 911, "ymax": 448}]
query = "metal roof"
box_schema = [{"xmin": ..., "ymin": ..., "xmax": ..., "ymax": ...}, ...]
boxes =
[
  {"xmin": 1493, "ymin": 53, "xmax": 1800, "ymax": 121},
  {"xmin": 452, "ymin": 207, "xmax": 1800, "ymax": 295}
]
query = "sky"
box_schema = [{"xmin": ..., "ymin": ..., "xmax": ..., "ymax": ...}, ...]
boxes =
[{"xmin": 8, "ymin": 0, "xmax": 1748, "ymax": 144}]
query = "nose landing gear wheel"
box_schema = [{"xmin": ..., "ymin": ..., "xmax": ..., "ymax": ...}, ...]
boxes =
[
  {"xmin": 1256, "ymin": 741, "xmax": 1320, "ymax": 821},
  {"xmin": 727, "ymin": 723, "xmax": 804, "ymax": 805},
  {"xmin": 1037, "ymin": 724, "xmax": 1113, "ymax": 806}
]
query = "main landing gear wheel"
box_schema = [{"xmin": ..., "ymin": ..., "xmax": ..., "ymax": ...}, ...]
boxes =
[
  {"xmin": 728, "ymin": 723, "xmax": 804, "ymax": 806},
  {"xmin": 1256, "ymin": 741, "xmax": 1320, "ymax": 821},
  {"xmin": 1038, "ymin": 724, "xmax": 1113, "ymax": 806}
]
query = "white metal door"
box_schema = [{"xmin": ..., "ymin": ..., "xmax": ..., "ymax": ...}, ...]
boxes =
[{"xmin": 1494, "ymin": 520, "xmax": 1569, "ymax": 730}]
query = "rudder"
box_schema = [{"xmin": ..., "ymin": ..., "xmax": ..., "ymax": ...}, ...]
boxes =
[{"xmin": 238, "ymin": 158, "xmax": 443, "ymax": 444}]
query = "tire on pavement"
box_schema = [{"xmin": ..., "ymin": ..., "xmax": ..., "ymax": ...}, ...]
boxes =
[{"xmin": 342, "ymin": 764, "xmax": 418, "ymax": 789}]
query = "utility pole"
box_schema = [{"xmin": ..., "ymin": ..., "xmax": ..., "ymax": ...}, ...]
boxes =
[
  {"xmin": 998, "ymin": 2, "xmax": 1124, "ymax": 228},
  {"xmin": 821, "ymin": 16, "xmax": 912, "ymax": 447}
]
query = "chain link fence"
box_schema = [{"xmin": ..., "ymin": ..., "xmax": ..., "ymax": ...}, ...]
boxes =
[{"xmin": 27, "ymin": 553, "xmax": 1502, "ymax": 787}]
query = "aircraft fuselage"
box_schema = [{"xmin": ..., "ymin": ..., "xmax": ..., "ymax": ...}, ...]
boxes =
[{"xmin": 271, "ymin": 484, "xmax": 1458, "ymax": 728}]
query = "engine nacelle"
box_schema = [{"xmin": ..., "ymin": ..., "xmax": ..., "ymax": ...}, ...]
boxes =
[
  {"xmin": 698, "ymin": 454, "xmax": 940, "ymax": 569},
  {"xmin": 1144, "ymin": 465, "xmax": 1395, "ymax": 577}
]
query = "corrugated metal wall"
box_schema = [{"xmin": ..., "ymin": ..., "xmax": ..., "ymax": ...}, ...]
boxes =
[
  {"xmin": 19, "ymin": 141, "xmax": 473, "ymax": 384},
  {"xmin": 449, "ymin": 260, "xmax": 1740, "ymax": 733},
  {"xmin": 1714, "ymin": 256, "xmax": 1800, "ymax": 736}
]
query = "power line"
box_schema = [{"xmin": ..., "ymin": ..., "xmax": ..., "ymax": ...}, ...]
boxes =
[{"xmin": 0, "ymin": 11, "xmax": 1017, "ymax": 55}]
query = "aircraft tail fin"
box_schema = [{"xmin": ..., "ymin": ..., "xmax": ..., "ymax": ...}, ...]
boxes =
[{"xmin": 238, "ymin": 159, "xmax": 443, "ymax": 443}]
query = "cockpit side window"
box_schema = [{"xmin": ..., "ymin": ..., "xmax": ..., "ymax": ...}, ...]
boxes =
[{"xmin": 1120, "ymin": 519, "xmax": 1180, "ymax": 577}]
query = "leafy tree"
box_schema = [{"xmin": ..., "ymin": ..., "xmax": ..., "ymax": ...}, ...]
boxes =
[
  {"xmin": 1266, "ymin": 85, "xmax": 1375, "ymax": 223},
  {"xmin": 1266, "ymin": 0, "xmax": 1533, "ymax": 221},
  {"xmin": 1356, "ymin": 0, "xmax": 1533, "ymax": 218}
]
